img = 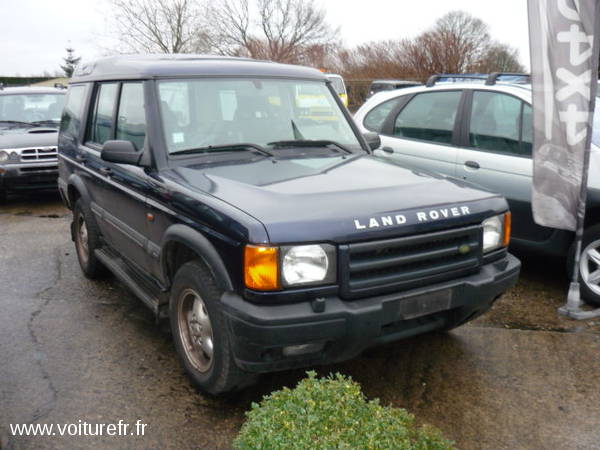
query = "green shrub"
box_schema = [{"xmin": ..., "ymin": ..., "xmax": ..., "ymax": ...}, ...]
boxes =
[{"xmin": 234, "ymin": 371, "xmax": 456, "ymax": 450}]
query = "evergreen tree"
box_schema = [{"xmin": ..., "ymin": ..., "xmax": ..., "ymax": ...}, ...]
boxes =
[{"xmin": 61, "ymin": 46, "xmax": 81, "ymax": 78}]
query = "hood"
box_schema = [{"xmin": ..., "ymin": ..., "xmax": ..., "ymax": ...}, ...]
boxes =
[
  {"xmin": 0, "ymin": 127, "xmax": 58, "ymax": 149},
  {"xmin": 171, "ymin": 154, "xmax": 507, "ymax": 243}
]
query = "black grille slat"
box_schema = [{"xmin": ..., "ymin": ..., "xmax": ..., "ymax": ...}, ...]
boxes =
[
  {"xmin": 341, "ymin": 225, "xmax": 483, "ymax": 299},
  {"xmin": 349, "ymin": 240, "xmax": 479, "ymax": 273}
]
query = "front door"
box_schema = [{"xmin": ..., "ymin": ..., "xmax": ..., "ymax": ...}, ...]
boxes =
[
  {"xmin": 83, "ymin": 81, "xmax": 152, "ymax": 272},
  {"xmin": 381, "ymin": 90, "xmax": 463, "ymax": 178}
]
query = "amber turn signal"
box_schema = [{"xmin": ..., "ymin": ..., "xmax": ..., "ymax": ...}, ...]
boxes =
[
  {"xmin": 244, "ymin": 245, "xmax": 280, "ymax": 291},
  {"xmin": 503, "ymin": 212, "xmax": 511, "ymax": 247}
]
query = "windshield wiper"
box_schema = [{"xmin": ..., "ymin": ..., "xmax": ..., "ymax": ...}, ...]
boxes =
[
  {"xmin": 171, "ymin": 143, "xmax": 275, "ymax": 158},
  {"xmin": 267, "ymin": 139, "xmax": 353, "ymax": 154},
  {"xmin": 31, "ymin": 119, "xmax": 60, "ymax": 126},
  {"xmin": 0, "ymin": 120, "xmax": 35, "ymax": 127}
]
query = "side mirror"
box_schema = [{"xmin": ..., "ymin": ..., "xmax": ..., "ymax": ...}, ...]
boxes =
[
  {"xmin": 363, "ymin": 132, "xmax": 381, "ymax": 151},
  {"xmin": 101, "ymin": 140, "xmax": 141, "ymax": 165},
  {"xmin": 346, "ymin": 85, "xmax": 351, "ymax": 95}
]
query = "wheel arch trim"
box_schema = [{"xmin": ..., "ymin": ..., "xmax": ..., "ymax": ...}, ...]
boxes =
[{"xmin": 160, "ymin": 224, "xmax": 234, "ymax": 292}]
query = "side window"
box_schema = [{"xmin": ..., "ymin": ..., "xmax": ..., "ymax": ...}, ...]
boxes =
[
  {"xmin": 521, "ymin": 103, "xmax": 533, "ymax": 156},
  {"xmin": 116, "ymin": 83, "xmax": 146, "ymax": 150},
  {"xmin": 393, "ymin": 91, "xmax": 461, "ymax": 145},
  {"xmin": 60, "ymin": 84, "xmax": 87, "ymax": 139},
  {"xmin": 469, "ymin": 91, "xmax": 522, "ymax": 155},
  {"xmin": 88, "ymin": 83, "xmax": 119, "ymax": 146},
  {"xmin": 363, "ymin": 97, "xmax": 403, "ymax": 133}
]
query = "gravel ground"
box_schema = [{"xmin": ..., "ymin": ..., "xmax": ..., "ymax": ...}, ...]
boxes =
[{"xmin": 1, "ymin": 192, "xmax": 599, "ymax": 450}]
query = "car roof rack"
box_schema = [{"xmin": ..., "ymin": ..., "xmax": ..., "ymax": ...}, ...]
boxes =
[
  {"xmin": 485, "ymin": 72, "xmax": 530, "ymax": 85},
  {"xmin": 426, "ymin": 72, "xmax": 530, "ymax": 87},
  {"xmin": 425, "ymin": 74, "xmax": 486, "ymax": 87}
]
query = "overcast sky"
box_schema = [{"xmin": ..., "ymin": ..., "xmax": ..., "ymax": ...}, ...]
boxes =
[{"xmin": 0, "ymin": 0, "xmax": 531, "ymax": 76}]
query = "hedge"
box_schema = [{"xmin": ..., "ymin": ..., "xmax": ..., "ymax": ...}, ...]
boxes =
[{"xmin": 234, "ymin": 372, "xmax": 456, "ymax": 449}]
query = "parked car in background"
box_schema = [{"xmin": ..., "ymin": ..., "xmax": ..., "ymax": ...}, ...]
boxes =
[
  {"xmin": 367, "ymin": 79, "xmax": 421, "ymax": 98},
  {"xmin": 58, "ymin": 55, "xmax": 519, "ymax": 394},
  {"xmin": 0, "ymin": 85, "xmax": 67, "ymax": 201},
  {"xmin": 325, "ymin": 73, "xmax": 348, "ymax": 107},
  {"xmin": 354, "ymin": 72, "xmax": 600, "ymax": 305}
]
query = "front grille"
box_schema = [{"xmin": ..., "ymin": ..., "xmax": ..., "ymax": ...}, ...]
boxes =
[
  {"xmin": 20, "ymin": 147, "xmax": 58, "ymax": 162},
  {"xmin": 339, "ymin": 225, "xmax": 483, "ymax": 299},
  {"xmin": 20, "ymin": 165, "xmax": 58, "ymax": 173}
]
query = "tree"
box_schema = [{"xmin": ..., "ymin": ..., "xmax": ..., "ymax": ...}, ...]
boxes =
[
  {"xmin": 475, "ymin": 42, "xmax": 525, "ymax": 73},
  {"xmin": 401, "ymin": 11, "xmax": 492, "ymax": 79},
  {"xmin": 61, "ymin": 46, "xmax": 81, "ymax": 78},
  {"xmin": 109, "ymin": 0, "xmax": 209, "ymax": 53},
  {"xmin": 205, "ymin": 0, "xmax": 338, "ymax": 64}
]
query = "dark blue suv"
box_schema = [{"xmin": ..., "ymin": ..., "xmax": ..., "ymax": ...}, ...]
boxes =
[{"xmin": 58, "ymin": 55, "xmax": 520, "ymax": 394}]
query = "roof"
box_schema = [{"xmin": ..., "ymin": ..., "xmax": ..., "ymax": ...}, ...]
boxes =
[
  {"xmin": 71, "ymin": 54, "xmax": 327, "ymax": 83},
  {"xmin": 0, "ymin": 86, "xmax": 67, "ymax": 95},
  {"xmin": 358, "ymin": 81, "xmax": 532, "ymax": 113}
]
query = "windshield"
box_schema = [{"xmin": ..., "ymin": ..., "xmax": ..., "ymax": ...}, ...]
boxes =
[
  {"xmin": 0, "ymin": 93, "xmax": 66, "ymax": 124},
  {"xmin": 157, "ymin": 78, "xmax": 361, "ymax": 154}
]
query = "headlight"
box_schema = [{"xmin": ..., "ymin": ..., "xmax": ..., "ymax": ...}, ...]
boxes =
[
  {"xmin": 244, "ymin": 243, "xmax": 337, "ymax": 290},
  {"xmin": 0, "ymin": 151, "xmax": 8, "ymax": 162},
  {"xmin": 482, "ymin": 212, "xmax": 511, "ymax": 252},
  {"xmin": 282, "ymin": 245, "xmax": 334, "ymax": 286}
]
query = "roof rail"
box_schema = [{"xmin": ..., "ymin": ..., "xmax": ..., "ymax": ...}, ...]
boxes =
[
  {"xmin": 485, "ymin": 72, "xmax": 530, "ymax": 85},
  {"xmin": 425, "ymin": 74, "xmax": 486, "ymax": 87}
]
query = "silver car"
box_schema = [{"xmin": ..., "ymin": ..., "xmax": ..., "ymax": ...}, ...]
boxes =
[{"xmin": 354, "ymin": 74, "xmax": 600, "ymax": 305}]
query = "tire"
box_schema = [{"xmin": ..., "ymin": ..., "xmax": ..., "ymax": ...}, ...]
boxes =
[
  {"xmin": 73, "ymin": 198, "xmax": 106, "ymax": 279},
  {"xmin": 169, "ymin": 260, "xmax": 255, "ymax": 395},
  {"xmin": 568, "ymin": 224, "xmax": 600, "ymax": 306}
]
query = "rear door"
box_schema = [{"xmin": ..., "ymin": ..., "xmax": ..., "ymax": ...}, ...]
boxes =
[
  {"xmin": 456, "ymin": 90, "xmax": 553, "ymax": 242},
  {"xmin": 379, "ymin": 90, "xmax": 463, "ymax": 177}
]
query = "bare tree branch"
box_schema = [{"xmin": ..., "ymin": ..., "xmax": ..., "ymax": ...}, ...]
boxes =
[
  {"xmin": 205, "ymin": 0, "xmax": 338, "ymax": 64},
  {"xmin": 109, "ymin": 0, "xmax": 209, "ymax": 53}
]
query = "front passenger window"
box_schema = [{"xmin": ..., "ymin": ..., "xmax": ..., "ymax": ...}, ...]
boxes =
[
  {"xmin": 393, "ymin": 91, "xmax": 461, "ymax": 145},
  {"xmin": 363, "ymin": 97, "xmax": 403, "ymax": 133}
]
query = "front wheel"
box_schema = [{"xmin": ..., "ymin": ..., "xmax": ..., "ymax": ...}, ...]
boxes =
[
  {"xmin": 569, "ymin": 224, "xmax": 600, "ymax": 306},
  {"xmin": 169, "ymin": 260, "xmax": 255, "ymax": 395}
]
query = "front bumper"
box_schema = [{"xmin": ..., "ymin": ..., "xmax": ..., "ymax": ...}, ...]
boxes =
[
  {"xmin": 0, "ymin": 162, "xmax": 58, "ymax": 191},
  {"xmin": 222, "ymin": 253, "xmax": 520, "ymax": 373}
]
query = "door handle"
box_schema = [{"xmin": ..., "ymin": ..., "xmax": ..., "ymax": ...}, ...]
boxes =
[
  {"xmin": 75, "ymin": 153, "xmax": 85, "ymax": 162},
  {"xmin": 99, "ymin": 167, "xmax": 112, "ymax": 176},
  {"xmin": 464, "ymin": 160, "xmax": 480, "ymax": 169},
  {"xmin": 382, "ymin": 147, "xmax": 394, "ymax": 154}
]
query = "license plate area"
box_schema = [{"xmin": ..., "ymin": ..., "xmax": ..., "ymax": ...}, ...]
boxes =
[{"xmin": 398, "ymin": 289, "xmax": 453, "ymax": 320}]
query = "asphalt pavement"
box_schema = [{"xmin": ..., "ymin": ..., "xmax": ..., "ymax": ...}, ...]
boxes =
[{"xmin": 1, "ymin": 192, "xmax": 599, "ymax": 449}]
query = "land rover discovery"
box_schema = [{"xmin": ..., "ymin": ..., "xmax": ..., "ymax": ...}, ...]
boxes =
[{"xmin": 58, "ymin": 55, "xmax": 520, "ymax": 394}]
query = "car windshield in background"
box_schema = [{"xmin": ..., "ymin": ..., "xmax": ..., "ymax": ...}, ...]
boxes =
[
  {"xmin": 0, "ymin": 93, "xmax": 66, "ymax": 124},
  {"xmin": 157, "ymin": 78, "xmax": 361, "ymax": 154},
  {"xmin": 328, "ymin": 76, "xmax": 345, "ymax": 95}
]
